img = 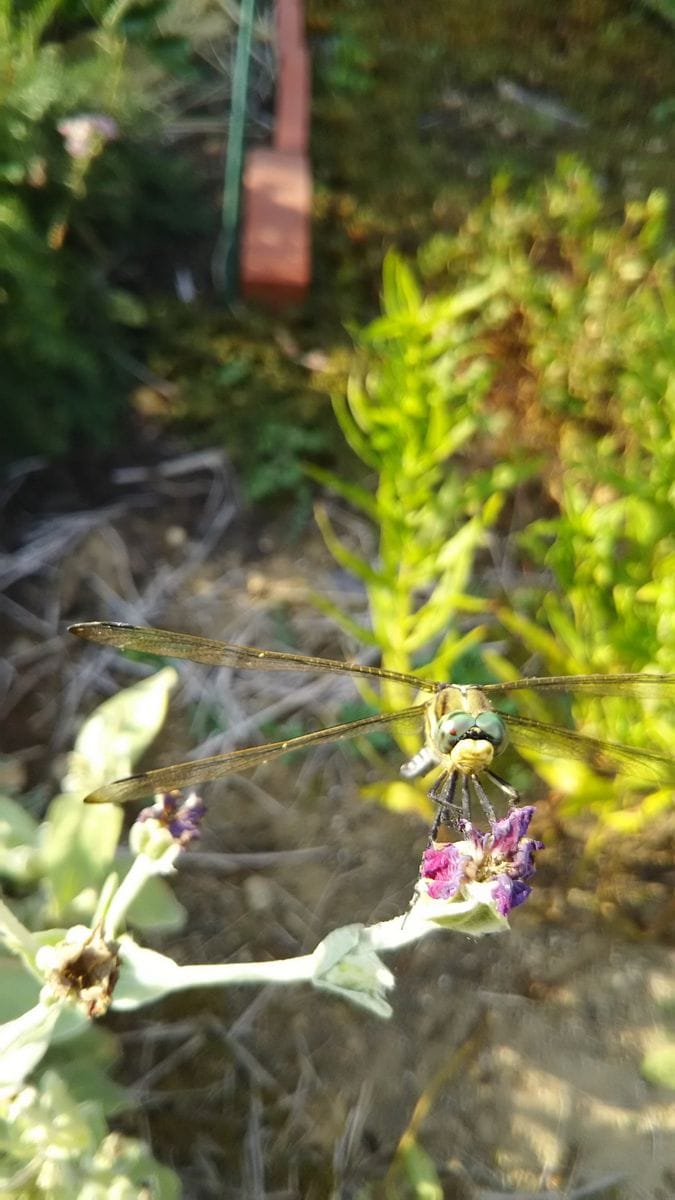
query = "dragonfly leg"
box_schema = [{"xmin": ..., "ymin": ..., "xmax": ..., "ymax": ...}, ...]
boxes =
[
  {"xmin": 484, "ymin": 769, "xmax": 520, "ymax": 807},
  {"xmin": 428, "ymin": 770, "xmax": 448, "ymax": 804},
  {"xmin": 402, "ymin": 771, "xmax": 460, "ymax": 928},
  {"xmin": 471, "ymin": 774, "xmax": 496, "ymax": 824},
  {"xmin": 428, "ymin": 771, "xmax": 458, "ymax": 842},
  {"xmin": 460, "ymin": 773, "xmax": 471, "ymax": 821}
]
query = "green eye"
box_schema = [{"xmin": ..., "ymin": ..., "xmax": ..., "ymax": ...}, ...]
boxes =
[
  {"xmin": 437, "ymin": 711, "xmax": 475, "ymax": 749},
  {"xmin": 476, "ymin": 711, "xmax": 507, "ymax": 748}
]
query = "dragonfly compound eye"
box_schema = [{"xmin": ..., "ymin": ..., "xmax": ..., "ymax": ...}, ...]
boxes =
[
  {"xmin": 475, "ymin": 711, "xmax": 507, "ymax": 749},
  {"xmin": 437, "ymin": 711, "xmax": 476, "ymax": 751}
]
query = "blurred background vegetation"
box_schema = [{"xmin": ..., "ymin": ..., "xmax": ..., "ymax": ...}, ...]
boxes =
[
  {"xmin": 1, "ymin": 0, "xmax": 675, "ymax": 1195},
  {"xmin": 6, "ymin": 0, "xmax": 671, "ymax": 821}
]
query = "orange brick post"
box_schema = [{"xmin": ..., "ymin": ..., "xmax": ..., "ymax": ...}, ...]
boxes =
[
  {"xmin": 240, "ymin": 148, "xmax": 311, "ymax": 305},
  {"xmin": 240, "ymin": 0, "xmax": 311, "ymax": 305}
]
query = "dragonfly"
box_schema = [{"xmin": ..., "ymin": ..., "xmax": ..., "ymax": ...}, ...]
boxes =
[{"xmin": 69, "ymin": 623, "xmax": 675, "ymax": 831}]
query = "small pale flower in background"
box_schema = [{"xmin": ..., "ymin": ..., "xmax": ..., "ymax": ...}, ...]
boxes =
[{"xmin": 57, "ymin": 114, "xmax": 119, "ymax": 160}]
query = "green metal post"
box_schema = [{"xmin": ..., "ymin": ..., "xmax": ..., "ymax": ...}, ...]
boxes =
[{"xmin": 221, "ymin": 0, "xmax": 256, "ymax": 300}]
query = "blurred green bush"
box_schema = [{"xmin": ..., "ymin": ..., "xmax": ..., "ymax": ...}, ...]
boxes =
[
  {"xmin": 321, "ymin": 158, "xmax": 674, "ymax": 826},
  {"xmin": 0, "ymin": 665, "xmax": 183, "ymax": 1196},
  {"xmin": 422, "ymin": 157, "xmax": 674, "ymax": 823},
  {"xmin": 0, "ymin": 0, "xmax": 208, "ymax": 458},
  {"xmin": 309, "ymin": 249, "xmax": 531, "ymax": 812}
]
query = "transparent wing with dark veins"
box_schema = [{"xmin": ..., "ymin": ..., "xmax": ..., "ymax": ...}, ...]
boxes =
[
  {"xmin": 82, "ymin": 704, "xmax": 428, "ymax": 805},
  {"xmin": 484, "ymin": 673, "xmax": 675, "ymax": 700},
  {"xmin": 504, "ymin": 713, "xmax": 675, "ymax": 784},
  {"xmin": 70, "ymin": 622, "xmax": 675, "ymax": 799},
  {"xmin": 69, "ymin": 622, "xmax": 435, "ymax": 690}
]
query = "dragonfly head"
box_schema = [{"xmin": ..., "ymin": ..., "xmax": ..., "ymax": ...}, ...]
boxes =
[{"xmin": 436, "ymin": 710, "xmax": 508, "ymax": 775}]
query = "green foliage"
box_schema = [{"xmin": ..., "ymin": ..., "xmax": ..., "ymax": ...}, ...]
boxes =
[
  {"xmin": 311, "ymin": 250, "xmax": 530, "ymax": 809},
  {"xmin": 242, "ymin": 418, "xmax": 329, "ymax": 505},
  {"xmin": 642, "ymin": 1040, "xmax": 675, "ymax": 1091},
  {"xmin": 0, "ymin": 1070, "xmax": 180, "ymax": 1198},
  {"xmin": 0, "ymin": 0, "xmax": 206, "ymax": 458},
  {"xmin": 146, "ymin": 303, "xmax": 339, "ymax": 508},
  {"xmin": 418, "ymin": 157, "xmax": 675, "ymax": 823},
  {"xmin": 315, "ymin": 15, "xmax": 375, "ymax": 99},
  {"xmin": 310, "ymin": 0, "xmax": 675, "ymax": 331},
  {"xmin": 0, "ymin": 669, "xmax": 185, "ymax": 1196},
  {"xmin": 319, "ymin": 160, "xmax": 674, "ymax": 828},
  {"xmin": 635, "ymin": 0, "xmax": 675, "ymax": 27},
  {"xmin": 395, "ymin": 1139, "xmax": 444, "ymax": 1199},
  {"xmin": 641, "ymin": 987, "xmax": 675, "ymax": 1091},
  {"xmin": 1, "ymin": 667, "xmax": 181, "ymax": 929},
  {"xmin": 0, "ymin": 663, "xmax": 491, "ymax": 1193}
]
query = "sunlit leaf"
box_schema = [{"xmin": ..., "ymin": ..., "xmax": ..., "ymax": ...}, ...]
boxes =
[
  {"xmin": 0, "ymin": 794, "xmax": 41, "ymax": 884},
  {"xmin": 0, "ymin": 957, "xmax": 41, "ymax": 1022},
  {"xmin": 303, "ymin": 462, "xmax": 377, "ymax": 519},
  {"xmin": 333, "ymin": 388, "xmax": 379, "ymax": 467},
  {"xmin": 362, "ymin": 778, "xmax": 430, "ymax": 817},
  {"xmin": 62, "ymin": 667, "xmax": 178, "ymax": 795},
  {"xmin": 314, "ymin": 504, "xmax": 383, "ymax": 586},
  {"xmin": 40, "ymin": 792, "xmax": 124, "ymax": 918},
  {"xmin": 124, "ymin": 873, "xmax": 186, "ymax": 933},
  {"xmin": 306, "ymin": 589, "xmax": 380, "ymax": 647},
  {"xmin": 381, "ymin": 249, "xmax": 422, "ymax": 315},
  {"xmin": 41, "ymin": 669, "xmax": 177, "ymax": 918},
  {"xmin": 399, "ymin": 1138, "xmax": 444, "ymax": 1199},
  {"xmin": 43, "ymin": 1024, "xmax": 129, "ymax": 1115},
  {"xmin": 0, "ymin": 1002, "xmax": 63, "ymax": 1088},
  {"xmin": 494, "ymin": 607, "xmax": 577, "ymax": 673},
  {"xmin": 641, "ymin": 1040, "xmax": 675, "ymax": 1090}
]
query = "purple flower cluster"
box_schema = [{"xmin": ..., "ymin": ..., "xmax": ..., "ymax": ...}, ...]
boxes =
[
  {"xmin": 421, "ymin": 843, "xmax": 465, "ymax": 901},
  {"xmin": 420, "ymin": 805, "xmax": 543, "ymax": 917},
  {"xmin": 137, "ymin": 791, "xmax": 206, "ymax": 847}
]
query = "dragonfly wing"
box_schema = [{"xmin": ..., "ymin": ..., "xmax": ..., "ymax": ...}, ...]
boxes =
[
  {"xmin": 69, "ymin": 623, "xmax": 435, "ymax": 690},
  {"xmin": 504, "ymin": 713, "xmax": 675, "ymax": 785},
  {"xmin": 82, "ymin": 703, "xmax": 428, "ymax": 805},
  {"xmin": 483, "ymin": 673, "xmax": 675, "ymax": 700}
]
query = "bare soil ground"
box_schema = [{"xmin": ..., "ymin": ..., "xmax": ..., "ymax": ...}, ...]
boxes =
[{"xmin": 2, "ymin": 452, "xmax": 674, "ymax": 1199}]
